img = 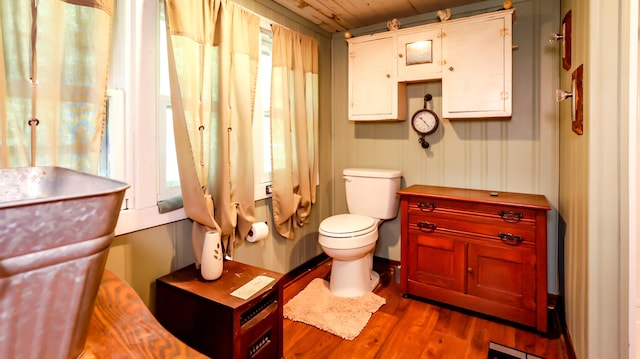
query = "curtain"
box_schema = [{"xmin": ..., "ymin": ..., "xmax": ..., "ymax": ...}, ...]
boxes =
[
  {"xmin": 0, "ymin": 0, "xmax": 114, "ymax": 172},
  {"xmin": 164, "ymin": 0, "xmax": 259, "ymax": 265},
  {"xmin": 270, "ymin": 25, "xmax": 319, "ymax": 239}
]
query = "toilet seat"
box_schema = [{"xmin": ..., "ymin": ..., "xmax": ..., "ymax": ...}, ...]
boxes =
[
  {"xmin": 318, "ymin": 214, "xmax": 379, "ymax": 250},
  {"xmin": 319, "ymin": 214, "xmax": 376, "ymax": 238}
]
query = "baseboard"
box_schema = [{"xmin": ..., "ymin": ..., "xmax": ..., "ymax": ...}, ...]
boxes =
[
  {"xmin": 282, "ymin": 253, "xmax": 329, "ymax": 288},
  {"xmin": 553, "ymin": 294, "xmax": 577, "ymax": 359},
  {"xmin": 372, "ymin": 255, "xmax": 400, "ymax": 269},
  {"xmin": 545, "ymin": 294, "xmax": 561, "ymax": 339},
  {"xmin": 282, "ymin": 254, "xmax": 401, "ymax": 289}
]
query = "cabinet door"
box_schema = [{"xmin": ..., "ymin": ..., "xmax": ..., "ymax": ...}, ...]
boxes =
[
  {"xmin": 397, "ymin": 28, "xmax": 442, "ymax": 82},
  {"xmin": 467, "ymin": 243, "xmax": 536, "ymax": 311},
  {"xmin": 441, "ymin": 15, "xmax": 512, "ymax": 118},
  {"xmin": 348, "ymin": 36, "xmax": 406, "ymax": 121},
  {"xmin": 408, "ymin": 229, "xmax": 465, "ymax": 292}
]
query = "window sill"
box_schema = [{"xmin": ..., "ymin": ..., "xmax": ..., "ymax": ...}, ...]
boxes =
[
  {"xmin": 115, "ymin": 206, "xmax": 187, "ymax": 236},
  {"xmin": 115, "ymin": 181, "xmax": 275, "ymax": 236}
]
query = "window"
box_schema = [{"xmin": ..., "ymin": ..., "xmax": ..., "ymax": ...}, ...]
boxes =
[
  {"xmin": 156, "ymin": 9, "xmax": 274, "ymax": 201},
  {"xmin": 253, "ymin": 26, "xmax": 273, "ymax": 200},
  {"xmin": 104, "ymin": 1, "xmax": 275, "ymax": 235},
  {"xmin": 99, "ymin": 89, "xmax": 131, "ymax": 210},
  {"xmin": 157, "ymin": 7, "xmax": 180, "ymax": 201},
  {"xmin": 106, "ymin": 0, "xmax": 186, "ymax": 236}
]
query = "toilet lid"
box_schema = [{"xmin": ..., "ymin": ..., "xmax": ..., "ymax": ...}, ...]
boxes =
[{"xmin": 319, "ymin": 214, "xmax": 377, "ymax": 237}]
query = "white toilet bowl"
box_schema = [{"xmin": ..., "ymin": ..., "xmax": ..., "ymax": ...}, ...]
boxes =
[{"xmin": 318, "ymin": 214, "xmax": 382, "ymax": 297}]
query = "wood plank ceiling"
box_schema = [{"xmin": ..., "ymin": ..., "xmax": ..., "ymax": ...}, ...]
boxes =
[{"xmin": 270, "ymin": 0, "xmax": 494, "ymax": 33}]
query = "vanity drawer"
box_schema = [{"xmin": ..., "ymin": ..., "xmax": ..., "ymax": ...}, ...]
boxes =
[
  {"xmin": 407, "ymin": 196, "xmax": 538, "ymax": 222},
  {"xmin": 408, "ymin": 210, "xmax": 537, "ymax": 244}
]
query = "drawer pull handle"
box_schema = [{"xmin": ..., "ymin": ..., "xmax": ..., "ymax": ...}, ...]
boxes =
[
  {"xmin": 499, "ymin": 210, "xmax": 523, "ymax": 222},
  {"xmin": 498, "ymin": 232, "xmax": 524, "ymax": 245},
  {"xmin": 417, "ymin": 221, "xmax": 437, "ymax": 231},
  {"xmin": 417, "ymin": 201, "xmax": 436, "ymax": 212}
]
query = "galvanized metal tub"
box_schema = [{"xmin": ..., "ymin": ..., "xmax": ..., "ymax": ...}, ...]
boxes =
[{"xmin": 0, "ymin": 166, "xmax": 129, "ymax": 359}]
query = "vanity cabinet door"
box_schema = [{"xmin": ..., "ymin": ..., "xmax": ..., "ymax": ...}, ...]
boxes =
[
  {"xmin": 467, "ymin": 242, "xmax": 537, "ymax": 313},
  {"xmin": 348, "ymin": 35, "xmax": 406, "ymax": 121},
  {"xmin": 396, "ymin": 28, "xmax": 443, "ymax": 82},
  {"xmin": 441, "ymin": 14, "xmax": 512, "ymax": 118},
  {"xmin": 407, "ymin": 227, "xmax": 465, "ymax": 292}
]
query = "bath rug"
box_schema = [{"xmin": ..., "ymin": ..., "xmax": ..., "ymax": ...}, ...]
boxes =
[{"xmin": 283, "ymin": 278, "xmax": 385, "ymax": 340}]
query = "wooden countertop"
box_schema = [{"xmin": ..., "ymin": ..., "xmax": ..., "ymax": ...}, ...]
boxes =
[
  {"xmin": 80, "ymin": 269, "xmax": 207, "ymax": 358},
  {"xmin": 156, "ymin": 261, "xmax": 284, "ymax": 309},
  {"xmin": 397, "ymin": 184, "xmax": 551, "ymax": 210}
]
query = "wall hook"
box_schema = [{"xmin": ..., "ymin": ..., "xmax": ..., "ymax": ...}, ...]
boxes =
[
  {"xmin": 555, "ymin": 89, "xmax": 573, "ymax": 102},
  {"xmin": 548, "ymin": 33, "xmax": 564, "ymax": 44},
  {"xmin": 552, "ymin": 11, "xmax": 572, "ymax": 70}
]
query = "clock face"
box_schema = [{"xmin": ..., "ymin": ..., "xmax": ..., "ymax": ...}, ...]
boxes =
[{"xmin": 411, "ymin": 109, "xmax": 439, "ymax": 135}]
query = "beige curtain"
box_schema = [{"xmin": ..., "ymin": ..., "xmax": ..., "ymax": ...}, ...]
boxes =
[
  {"xmin": 164, "ymin": 0, "xmax": 259, "ymax": 265},
  {"xmin": 270, "ymin": 25, "xmax": 319, "ymax": 239},
  {"xmin": 0, "ymin": 0, "xmax": 114, "ymax": 172}
]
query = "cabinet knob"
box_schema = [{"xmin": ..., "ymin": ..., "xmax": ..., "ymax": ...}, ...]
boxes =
[
  {"xmin": 386, "ymin": 74, "xmax": 391, "ymax": 78},
  {"xmin": 467, "ymin": 267, "xmax": 473, "ymax": 273},
  {"xmin": 399, "ymin": 53, "xmax": 403, "ymax": 58},
  {"xmin": 448, "ymin": 66, "xmax": 455, "ymax": 72}
]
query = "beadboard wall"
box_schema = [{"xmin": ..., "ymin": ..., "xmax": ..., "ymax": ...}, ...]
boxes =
[
  {"xmin": 557, "ymin": 0, "xmax": 636, "ymax": 358},
  {"xmin": 329, "ymin": 0, "xmax": 560, "ymax": 293}
]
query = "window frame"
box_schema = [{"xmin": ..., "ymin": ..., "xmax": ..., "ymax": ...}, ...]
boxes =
[
  {"xmin": 253, "ymin": 24, "xmax": 273, "ymax": 201},
  {"xmin": 156, "ymin": 5, "xmax": 181, "ymax": 202},
  {"xmin": 111, "ymin": 0, "xmax": 186, "ymax": 236},
  {"xmin": 109, "ymin": 1, "xmax": 279, "ymax": 235}
]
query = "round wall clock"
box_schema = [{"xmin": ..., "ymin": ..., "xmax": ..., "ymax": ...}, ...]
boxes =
[
  {"xmin": 411, "ymin": 108, "xmax": 439, "ymax": 135},
  {"xmin": 411, "ymin": 94, "xmax": 439, "ymax": 148}
]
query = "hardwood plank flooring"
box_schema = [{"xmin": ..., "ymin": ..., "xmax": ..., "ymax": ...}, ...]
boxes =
[{"xmin": 283, "ymin": 259, "xmax": 569, "ymax": 359}]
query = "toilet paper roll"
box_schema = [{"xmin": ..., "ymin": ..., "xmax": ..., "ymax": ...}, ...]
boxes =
[{"xmin": 246, "ymin": 222, "xmax": 269, "ymax": 242}]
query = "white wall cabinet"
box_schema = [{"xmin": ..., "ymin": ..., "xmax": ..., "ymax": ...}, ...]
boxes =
[
  {"xmin": 441, "ymin": 13, "xmax": 512, "ymax": 118},
  {"xmin": 397, "ymin": 28, "xmax": 443, "ymax": 82},
  {"xmin": 347, "ymin": 9, "xmax": 513, "ymax": 121},
  {"xmin": 348, "ymin": 35, "xmax": 406, "ymax": 121}
]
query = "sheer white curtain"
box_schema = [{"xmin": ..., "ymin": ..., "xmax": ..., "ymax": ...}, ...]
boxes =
[
  {"xmin": 163, "ymin": 0, "xmax": 259, "ymax": 264},
  {"xmin": 270, "ymin": 25, "xmax": 319, "ymax": 239},
  {"xmin": 0, "ymin": 0, "xmax": 114, "ymax": 172}
]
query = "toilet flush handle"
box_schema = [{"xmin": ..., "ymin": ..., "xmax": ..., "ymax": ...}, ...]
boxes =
[{"xmin": 342, "ymin": 176, "xmax": 353, "ymax": 182}]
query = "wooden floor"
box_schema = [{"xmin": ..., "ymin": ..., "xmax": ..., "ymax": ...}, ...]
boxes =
[{"xmin": 283, "ymin": 259, "xmax": 569, "ymax": 359}]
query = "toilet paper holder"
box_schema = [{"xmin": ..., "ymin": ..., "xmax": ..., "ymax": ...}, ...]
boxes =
[{"xmin": 246, "ymin": 221, "xmax": 269, "ymax": 242}]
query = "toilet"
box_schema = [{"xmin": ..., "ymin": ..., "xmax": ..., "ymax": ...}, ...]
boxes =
[{"xmin": 318, "ymin": 168, "xmax": 402, "ymax": 297}]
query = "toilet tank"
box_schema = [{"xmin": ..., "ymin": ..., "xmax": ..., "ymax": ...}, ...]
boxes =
[{"xmin": 343, "ymin": 168, "xmax": 402, "ymax": 220}]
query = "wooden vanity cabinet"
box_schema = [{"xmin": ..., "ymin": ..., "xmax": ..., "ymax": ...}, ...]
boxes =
[{"xmin": 398, "ymin": 185, "xmax": 551, "ymax": 333}]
